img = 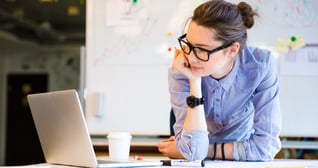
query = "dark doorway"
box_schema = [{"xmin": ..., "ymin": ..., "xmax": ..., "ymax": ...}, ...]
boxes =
[{"xmin": 5, "ymin": 74, "xmax": 47, "ymax": 165}]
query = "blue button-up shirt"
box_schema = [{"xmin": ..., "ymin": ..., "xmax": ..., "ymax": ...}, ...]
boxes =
[{"xmin": 168, "ymin": 46, "xmax": 281, "ymax": 161}]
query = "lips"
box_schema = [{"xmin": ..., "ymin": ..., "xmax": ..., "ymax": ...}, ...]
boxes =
[{"xmin": 191, "ymin": 65, "xmax": 202, "ymax": 71}]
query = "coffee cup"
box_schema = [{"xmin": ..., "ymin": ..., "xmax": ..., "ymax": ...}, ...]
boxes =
[{"xmin": 107, "ymin": 132, "xmax": 132, "ymax": 162}]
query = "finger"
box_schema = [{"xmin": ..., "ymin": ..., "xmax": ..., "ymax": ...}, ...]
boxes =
[
  {"xmin": 174, "ymin": 49, "xmax": 182, "ymax": 58},
  {"xmin": 158, "ymin": 146, "xmax": 163, "ymax": 152},
  {"xmin": 175, "ymin": 48, "xmax": 181, "ymax": 54},
  {"xmin": 157, "ymin": 142, "xmax": 163, "ymax": 148},
  {"xmin": 157, "ymin": 141, "xmax": 168, "ymax": 148},
  {"xmin": 168, "ymin": 136, "xmax": 175, "ymax": 141},
  {"xmin": 161, "ymin": 138, "xmax": 171, "ymax": 143},
  {"xmin": 158, "ymin": 145, "xmax": 167, "ymax": 153}
]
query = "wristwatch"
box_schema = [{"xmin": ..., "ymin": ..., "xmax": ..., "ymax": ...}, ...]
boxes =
[{"xmin": 186, "ymin": 96, "xmax": 204, "ymax": 108}]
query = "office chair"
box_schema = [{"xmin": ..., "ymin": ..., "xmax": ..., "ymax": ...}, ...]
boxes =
[{"xmin": 170, "ymin": 108, "xmax": 176, "ymax": 136}]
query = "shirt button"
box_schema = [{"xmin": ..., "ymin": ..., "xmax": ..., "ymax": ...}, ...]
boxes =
[{"xmin": 216, "ymin": 98, "xmax": 220, "ymax": 102}]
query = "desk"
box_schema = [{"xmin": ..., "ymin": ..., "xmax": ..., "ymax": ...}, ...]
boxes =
[
  {"xmin": 92, "ymin": 136, "xmax": 318, "ymax": 159},
  {"xmin": 1, "ymin": 159, "xmax": 318, "ymax": 168},
  {"xmin": 203, "ymin": 160, "xmax": 318, "ymax": 168},
  {"xmin": 3, "ymin": 137, "xmax": 318, "ymax": 167}
]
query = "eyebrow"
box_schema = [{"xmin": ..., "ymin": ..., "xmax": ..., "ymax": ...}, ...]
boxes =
[
  {"xmin": 189, "ymin": 40, "xmax": 219, "ymax": 50},
  {"xmin": 186, "ymin": 37, "xmax": 220, "ymax": 49}
]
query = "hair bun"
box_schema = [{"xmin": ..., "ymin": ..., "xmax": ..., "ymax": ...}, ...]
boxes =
[{"xmin": 237, "ymin": 1, "xmax": 258, "ymax": 29}]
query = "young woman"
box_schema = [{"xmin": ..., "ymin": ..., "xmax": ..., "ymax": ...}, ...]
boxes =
[{"xmin": 158, "ymin": 0, "xmax": 281, "ymax": 161}]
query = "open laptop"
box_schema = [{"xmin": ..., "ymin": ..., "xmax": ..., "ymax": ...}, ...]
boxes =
[{"xmin": 27, "ymin": 89, "xmax": 163, "ymax": 167}]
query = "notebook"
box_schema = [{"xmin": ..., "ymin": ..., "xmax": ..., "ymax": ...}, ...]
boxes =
[{"xmin": 27, "ymin": 89, "xmax": 163, "ymax": 168}]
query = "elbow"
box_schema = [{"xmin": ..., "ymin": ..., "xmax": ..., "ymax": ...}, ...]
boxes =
[
  {"xmin": 187, "ymin": 146, "xmax": 209, "ymax": 161},
  {"xmin": 245, "ymin": 141, "xmax": 281, "ymax": 161},
  {"xmin": 187, "ymin": 138, "xmax": 209, "ymax": 161},
  {"xmin": 248, "ymin": 152, "xmax": 275, "ymax": 161},
  {"xmin": 254, "ymin": 152, "xmax": 279, "ymax": 161},
  {"xmin": 177, "ymin": 131, "xmax": 209, "ymax": 161},
  {"xmin": 236, "ymin": 136, "xmax": 281, "ymax": 161}
]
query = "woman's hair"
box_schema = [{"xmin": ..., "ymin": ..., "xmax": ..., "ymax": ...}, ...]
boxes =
[{"xmin": 190, "ymin": 0, "xmax": 258, "ymax": 50}]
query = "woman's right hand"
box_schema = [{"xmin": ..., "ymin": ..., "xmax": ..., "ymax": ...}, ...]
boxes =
[
  {"xmin": 172, "ymin": 49, "xmax": 200, "ymax": 81},
  {"xmin": 173, "ymin": 49, "xmax": 191, "ymax": 77}
]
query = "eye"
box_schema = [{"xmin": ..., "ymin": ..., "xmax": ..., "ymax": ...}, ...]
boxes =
[{"xmin": 196, "ymin": 48, "xmax": 207, "ymax": 54}]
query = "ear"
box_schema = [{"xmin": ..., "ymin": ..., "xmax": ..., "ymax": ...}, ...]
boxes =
[{"xmin": 227, "ymin": 42, "xmax": 240, "ymax": 58}]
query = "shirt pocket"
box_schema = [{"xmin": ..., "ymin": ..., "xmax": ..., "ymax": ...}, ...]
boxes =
[{"xmin": 226, "ymin": 100, "xmax": 255, "ymax": 127}]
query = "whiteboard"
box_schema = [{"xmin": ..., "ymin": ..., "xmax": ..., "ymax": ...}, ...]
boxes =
[
  {"xmin": 85, "ymin": 0, "xmax": 318, "ymax": 136},
  {"xmin": 279, "ymin": 45, "xmax": 318, "ymax": 137}
]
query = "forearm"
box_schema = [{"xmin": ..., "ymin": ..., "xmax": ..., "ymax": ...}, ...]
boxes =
[{"xmin": 184, "ymin": 78, "xmax": 207, "ymax": 132}]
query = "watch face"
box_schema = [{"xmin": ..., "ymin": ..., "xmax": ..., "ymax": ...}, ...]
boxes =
[
  {"xmin": 187, "ymin": 97, "xmax": 196, "ymax": 108},
  {"xmin": 187, "ymin": 96, "xmax": 203, "ymax": 108}
]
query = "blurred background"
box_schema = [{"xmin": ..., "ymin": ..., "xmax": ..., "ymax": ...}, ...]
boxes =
[{"xmin": 0, "ymin": 0, "xmax": 85, "ymax": 165}]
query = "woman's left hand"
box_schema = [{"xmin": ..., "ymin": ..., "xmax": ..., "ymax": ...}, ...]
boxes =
[{"xmin": 157, "ymin": 136, "xmax": 184, "ymax": 159}]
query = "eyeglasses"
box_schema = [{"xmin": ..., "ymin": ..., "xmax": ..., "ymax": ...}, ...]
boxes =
[{"xmin": 178, "ymin": 34, "xmax": 233, "ymax": 62}]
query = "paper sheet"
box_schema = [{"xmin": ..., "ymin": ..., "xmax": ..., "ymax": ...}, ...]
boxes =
[
  {"xmin": 280, "ymin": 45, "xmax": 318, "ymax": 76},
  {"xmin": 105, "ymin": 0, "xmax": 140, "ymax": 26},
  {"xmin": 203, "ymin": 160, "xmax": 318, "ymax": 168}
]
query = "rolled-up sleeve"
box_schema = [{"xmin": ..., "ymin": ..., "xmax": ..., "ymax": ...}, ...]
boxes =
[
  {"xmin": 175, "ymin": 129, "xmax": 209, "ymax": 161},
  {"xmin": 168, "ymin": 68, "xmax": 209, "ymax": 161}
]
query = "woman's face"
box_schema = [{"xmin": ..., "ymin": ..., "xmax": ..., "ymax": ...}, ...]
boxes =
[{"xmin": 184, "ymin": 21, "xmax": 235, "ymax": 78}]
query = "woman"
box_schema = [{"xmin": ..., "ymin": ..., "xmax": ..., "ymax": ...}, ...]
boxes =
[{"xmin": 157, "ymin": 0, "xmax": 281, "ymax": 161}]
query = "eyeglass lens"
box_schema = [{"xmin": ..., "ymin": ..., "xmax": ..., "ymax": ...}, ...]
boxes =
[{"xmin": 179, "ymin": 39, "xmax": 210, "ymax": 61}]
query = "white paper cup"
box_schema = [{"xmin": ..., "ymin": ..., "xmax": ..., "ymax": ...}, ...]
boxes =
[{"xmin": 107, "ymin": 132, "xmax": 132, "ymax": 162}]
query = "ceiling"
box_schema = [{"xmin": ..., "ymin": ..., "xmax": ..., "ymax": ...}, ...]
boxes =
[{"xmin": 0, "ymin": 0, "xmax": 86, "ymax": 45}]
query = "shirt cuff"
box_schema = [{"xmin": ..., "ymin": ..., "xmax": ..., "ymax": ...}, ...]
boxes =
[
  {"xmin": 233, "ymin": 141, "xmax": 246, "ymax": 161},
  {"xmin": 180, "ymin": 129, "xmax": 209, "ymax": 161}
]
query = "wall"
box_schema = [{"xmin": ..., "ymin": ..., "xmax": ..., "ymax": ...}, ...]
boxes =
[
  {"xmin": 85, "ymin": 0, "xmax": 318, "ymax": 136},
  {"xmin": 0, "ymin": 32, "xmax": 81, "ymax": 165},
  {"xmin": 0, "ymin": 38, "xmax": 6, "ymax": 165}
]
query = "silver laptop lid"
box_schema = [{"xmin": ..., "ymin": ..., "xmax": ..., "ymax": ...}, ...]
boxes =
[{"xmin": 27, "ymin": 89, "xmax": 97, "ymax": 167}]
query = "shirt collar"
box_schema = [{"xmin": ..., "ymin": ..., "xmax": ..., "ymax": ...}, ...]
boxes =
[
  {"xmin": 202, "ymin": 53, "xmax": 240, "ymax": 92},
  {"xmin": 220, "ymin": 54, "xmax": 240, "ymax": 91}
]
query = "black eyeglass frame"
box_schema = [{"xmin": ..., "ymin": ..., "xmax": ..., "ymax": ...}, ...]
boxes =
[{"xmin": 178, "ymin": 33, "xmax": 233, "ymax": 62}]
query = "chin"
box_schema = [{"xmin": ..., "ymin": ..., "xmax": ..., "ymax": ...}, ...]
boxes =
[{"xmin": 192, "ymin": 71, "xmax": 207, "ymax": 77}]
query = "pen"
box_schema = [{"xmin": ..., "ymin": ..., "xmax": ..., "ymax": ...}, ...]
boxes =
[{"xmin": 160, "ymin": 159, "xmax": 205, "ymax": 167}]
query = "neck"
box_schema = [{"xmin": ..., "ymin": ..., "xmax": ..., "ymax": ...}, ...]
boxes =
[{"xmin": 210, "ymin": 60, "xmax": 235, "ymax": 80}]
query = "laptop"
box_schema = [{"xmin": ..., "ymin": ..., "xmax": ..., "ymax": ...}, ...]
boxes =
[{"xmin": 27, "ymin": 89, "xmax": 163, "ymax": 167}]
